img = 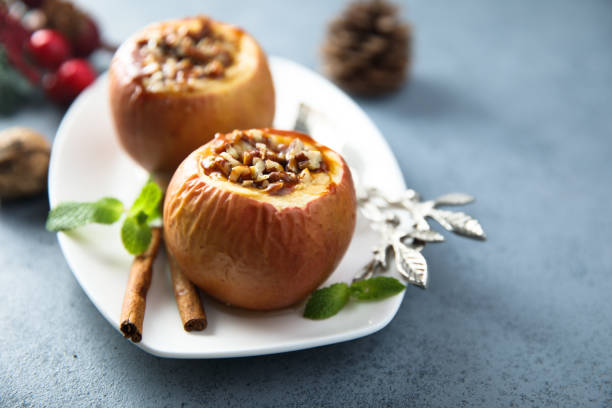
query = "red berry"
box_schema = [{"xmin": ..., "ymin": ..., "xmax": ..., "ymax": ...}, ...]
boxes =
[
  {"xmin": 42, "ymin": 72, "xmax": 69, "ymax": 104},
  {"xmin": 43, "ymin": 59, "xmax": 97, "ymax": 104},
  {"xmin": 0, "ymin": 10, "xmax": 42, "ymax": 84},
  {"xmin": 72, "ymin": 18, "xmax": 100, "ymax": 57},
  {"xmin": 28, "ymin": 29, "xmax": 72, "ymax": 69}
]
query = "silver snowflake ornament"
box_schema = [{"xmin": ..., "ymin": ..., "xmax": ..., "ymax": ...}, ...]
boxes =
[
  {"xmin": 356, "ymin": 188, "xmax": 486, "ymax": 288},
  {"xmin": 291, "ymin": 102, "xmax": 486, "ymax": 290}
]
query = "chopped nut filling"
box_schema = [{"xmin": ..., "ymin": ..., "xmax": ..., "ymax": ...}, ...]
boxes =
[
  {"xmin": 201, "ymin": 130, "xmax": 328, "ymax": 195},
  {"xmin": 137, "ymin": 18, "xmax": 236, "ymax": 92}
]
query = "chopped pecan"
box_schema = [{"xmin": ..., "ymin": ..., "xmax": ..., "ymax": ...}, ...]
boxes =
[
  {"xmin": 203, "ymin": 130, "xmax": 328, "ymax": 195},
  {"xmin": 295, "ymin": 151, "xmax": 308, "ymax": 162},
  {"xmin": 182, "ymin": 45, "xmax": 215, "ymax": 63},
  {"xmin": 249, "ymin": 129, "xmax": 264, "ymax": 142},
  {"xmin": 300, "ymin": 168, "xmax": 312, "ymax": 183},
  {"xmin": 203, "ymin": 60, "xmax": 225, "ymax": 78},
  {"xmin": 229, "ymin": 165, "xmax": 251, "ymax": 182},
  {"xmin": 281, "ymin": 172, "xmax": 298, "ymax": 183},
  {"xmin": 250, "ymin": 158, "xmax": 266, "ymax": 180},
  {"xmin": 138, "ymin": 18, "xmax": 236, "ymax": 90},
  {"xmin": 216, "ymin": 51, "xmax": 233, "ymax": 67},
  {"xmin": 265, "ymin": 150, "xmax": 285, "ymax": 164},
  {"xmin": 225, "ymin": 145, "xmax": 240, "ymax": 160},
  {"xmin": 267, "ymin": 172, "xmax": 281, "ymax": 183},
  {"xmin": 265, "ymin": 182, "xmax": 284, "ymax": 195},
  {"xmin": 202, "ymin": 156, "xmax": 231, "ymax": 177},
  {"xmin": 304, "ymin": 150, "xmax": 322, "ymax": 170},
  {"xmin": 219, "ymin": 152, "xmax": 241, "ymax": 167},
  {"xmin": 242, "ymin": 150, "xmax": 260, "ymax": 166},
  {"xmin": 287, "ymin": 138, "xmax": 304, "ymax": 155},
  {"xmin": 265, "ymin": 159, "xmax": 284, "ymax": 173},
  {"xmin": 286, "ymin": 157, "xmax": 298, "ymax": 173}
]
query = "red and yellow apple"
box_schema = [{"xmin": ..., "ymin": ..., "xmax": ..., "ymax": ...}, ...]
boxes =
[
  {"xmin": 109, "ymin": 16, "xmax": 275, "ymax": 175},
  {"xmin": 163, "ymin": 129, "xmax": 357, "ymax": 310}
]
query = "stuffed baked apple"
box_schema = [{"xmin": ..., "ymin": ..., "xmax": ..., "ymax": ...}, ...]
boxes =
[
  {"xmin": 109, "ymin": 16, "xmax": 275, "ymax": 175},
  {"xmin": 163, "ymin": 129, "xmax": 356, "ymax": 310}
]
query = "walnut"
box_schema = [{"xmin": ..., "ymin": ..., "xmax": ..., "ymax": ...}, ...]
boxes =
[{"xmin": 0, "ymin": 127, "xmax": 51, "ymax": 200}]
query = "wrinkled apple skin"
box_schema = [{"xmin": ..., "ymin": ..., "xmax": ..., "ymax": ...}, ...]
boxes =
[
  {"xmin": 108, "ymin": 18, "xmax": 275, "ymax": 175},
  {"xmin": 163, "ymin": 131, "xmax": 356, "ymax": 310}
]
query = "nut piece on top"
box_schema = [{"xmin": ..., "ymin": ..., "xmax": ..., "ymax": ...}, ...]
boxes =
[
  {"xmin": 163, "ymin": 129, "xmax": 357, "ymax": 310},
  {"xmin": 109, "ymin": 16, "xmax": 275, "ymax": 175}
]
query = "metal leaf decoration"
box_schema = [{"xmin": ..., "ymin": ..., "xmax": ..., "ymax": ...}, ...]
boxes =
[
  {"xmin": 409, "ymin": 229, "xmax": 445, "ymax": 243},
  {"xmin": 356, "ymin": 244, "xmax": 391, "ymax": 282},
  {"xmin": 393, "ymin": 241, "xmax": 428, "ymax": 288},
  {"xmin": 429, "ymin": 209, "xmax": 486, "ymax": 240},
  {"xmin": 357, "ymin": 188, "xmax": 486, "ymax": 289},
  {"xmin": 434, "ymin": 193, "xmax": 475, "ymax": 206}
]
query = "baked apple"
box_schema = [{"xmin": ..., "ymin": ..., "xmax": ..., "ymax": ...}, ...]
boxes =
[
  {"xmin": 163, "ymin": 129, "xmax": 356, "ymax": 310},
  {"xmin": 109, "ymin": 16, "xmax": 275, "ymax": 175}
]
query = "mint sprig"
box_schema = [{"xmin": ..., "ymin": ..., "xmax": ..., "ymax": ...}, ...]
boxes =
[
  {"xmin": 46, "ymin": 180, "xmax": 162, "ymax": 255},
  {"xmin": 128, "ymin": 181, "xmax": 162, "ymax": 219},
  {"xmin": 121, "ymin": 211, "xmax": 153, "ymax": 255},
  {"xmin": 304, "ymin": 276, "xmax": 406, "ymax": 320},
  {"xmin": 45, "ymin": 197, "xmax": 124, "ymax": 231},
  {"xmin": 349, "ymin": 276, "xmax": 406, "ymax": 300},
  {"xmin": 303, "ymin": 283, "xmax": 351, "ymax": 320},
  {"xmin": 121, "ymin": 181, "xmax": 162, "ymax": 254}
]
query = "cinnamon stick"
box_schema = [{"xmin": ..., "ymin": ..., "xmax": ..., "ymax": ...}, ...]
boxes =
[
  {"xmin": 169, "ymin": 254, "xmax": 207, "ymax": 331},
  {"xmin": 151, "ymin": 173, "xmax": 207, "ymax": 332},
  {"xmin": 119, "ymin": 227, "xmax": 162, "ymax": 343},
  {"xmin": 153, "ymin": 173, "xmax": 207, "ymax": 332}
]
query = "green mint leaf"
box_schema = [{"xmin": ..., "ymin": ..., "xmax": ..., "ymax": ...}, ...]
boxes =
[
  {"xmin": 349, "ymin": 276, "xmax": 406, "ymax": 301},
  {"xmin": 46, "ymin": 197, "xmax": 124, "ymax": 231},
  {"xmin": 136, "ymin": 210, "xmax": 148, "ymax": 225},
  {"xmin": 147, "ymin": 205, "xmax": 162, "ymax": 223},
  {"xmin": 129, "ymin": 180, "xmax": 162, "ymax": 218},
  {"xmin": 303, "ymin": 283, "xmax": 350, "ymax": 320},
  {"xmin": 121, "ymin": 213, "xmax": 152, "ymax": 255},
  {"xmin": 46, "ymin": 202, "xmax": 96, "ymax": 231},
  {"xmin": 91, "ymin": 198, "xmax": 124, "ymax": 224}
]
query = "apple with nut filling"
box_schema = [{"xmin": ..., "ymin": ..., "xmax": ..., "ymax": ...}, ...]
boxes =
[
  {"xmin": 163, "ymin": 129, "xmax": 357, "ymax": 310},
  {"xmin": 109, "ymin": 16, "xmax": 275, "ymax": 176}
]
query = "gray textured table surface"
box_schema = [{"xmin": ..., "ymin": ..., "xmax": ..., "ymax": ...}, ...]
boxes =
[{"xmin": 1, "ymin": 0, "xmax": 611, "ymax": 407}]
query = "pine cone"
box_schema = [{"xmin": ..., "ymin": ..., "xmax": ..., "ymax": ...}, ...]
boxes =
[
  {"xmin": 42, "ymin": 0, "xmax": 100, "ymax": 56},
  {"xmin": 322, "ymin": 0, "xmax": 411, "ymax": 96},
  {"xmin": 42, "ymin": 0, "xmax": 83, "ymax": 40}
]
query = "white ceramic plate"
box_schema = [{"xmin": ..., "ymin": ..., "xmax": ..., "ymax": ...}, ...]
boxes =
[{"xmin": 48, "ymin": 56, "xmax": 407, "ymax": 358}]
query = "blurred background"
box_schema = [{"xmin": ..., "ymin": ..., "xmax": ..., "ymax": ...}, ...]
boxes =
[{"xmin": 1, "ymin": 0, "xmax": 611, "ymax": 406}]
